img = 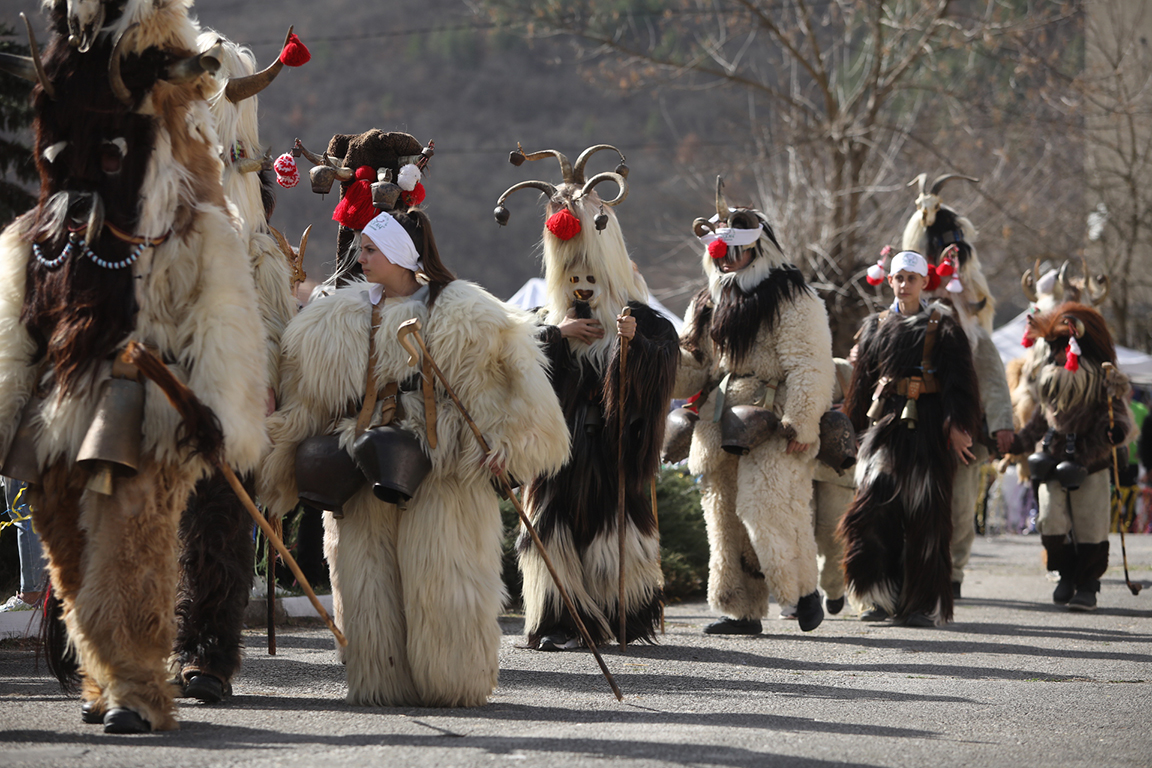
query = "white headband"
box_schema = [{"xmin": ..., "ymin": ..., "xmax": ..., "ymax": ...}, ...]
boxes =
[
  {"xmin": 362, "ymin": 212, "xmax": 422, "ymax": 272},
  {"xmin": 698, "ymin": 211, "xmax": 763, "ymax": 248},
  {"xmin": 889, "ymin": 250, "xmax": 928, "ymax": 277}
]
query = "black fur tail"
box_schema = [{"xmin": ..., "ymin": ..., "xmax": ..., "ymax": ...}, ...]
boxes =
[{"xmin": 37, "ymin": 581, "xmax": 80, "ymax": 692}]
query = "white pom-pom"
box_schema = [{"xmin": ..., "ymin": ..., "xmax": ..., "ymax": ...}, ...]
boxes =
[
  {"xmin": 946, "ymin": 275, "xmax": 963, "ymax": 293},
  {"xmin": 398, "ymin": 163, "xmax": 421, "ymax": 192},
  {"xmin": 867, "ymin": 263, "xmax": 886, "ymax": 281},
  {"xmin": 1068, "ymin": 336, "xmax": 1081, "ymax": 356}
]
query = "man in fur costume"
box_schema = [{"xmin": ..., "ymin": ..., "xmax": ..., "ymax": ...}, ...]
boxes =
[
  {"xmin": 1010, "ymin": 302, "xmax": 1132, "ymax": 611},
  {"xmin": 259, "ymin": 204, "xmax": 569, "ymax": 706},
  {"xmin": 0, "ymin": 2, "xmax": 268, "ymax": 732},
  {"xmin": 673, "ymin": 180, "xmax": 835, "ymax": 635},
  {"xmin": 840, "ymin": 251, "xmax": 981, "ymax": 627},
  {"xmin": 495, "ymin": 145, "xmax": 678, "ymax": 650},
  {"xmin": 171, "ymin": 28, "xmax": 308, "ymax": 705}
]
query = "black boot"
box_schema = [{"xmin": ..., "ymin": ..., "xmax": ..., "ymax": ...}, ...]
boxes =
[
  {"xmin": 703, "ymin": 617, "xmax": 762, "ymax": 635},
  {"xmin": 795, "ymin": 591, "xmax": 824, "ymax": 632},
  {"xmin": 1068, "ymin": 542, "xmax": 1110, "ymax": 612},
  {"xmin": 1068, "ymin": 579, "xmax": 1100, "ymax": 611},
  {"xmin": 1042, "ymin": 535, "xmax": 1076, "ymax": 605}
]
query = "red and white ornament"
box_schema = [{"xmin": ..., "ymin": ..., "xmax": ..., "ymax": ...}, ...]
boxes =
[
  {"xmin": 274, "ymin": 152, "xmax": 300, "ymax": 189},
  {"xmin": 866, "ymin": 245, "xmax": 892, "ymax": 286}
]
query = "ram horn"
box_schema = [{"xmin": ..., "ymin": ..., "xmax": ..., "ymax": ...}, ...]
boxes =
[
  {"xmin": 1021, "ymin": 260, "xmax": 1039, "ymax": 304},
  {"xmin": 226, "ymin": 27, "xmax": 293, "ymax": 103},
  {"xmin": 292, "ymin": 139, "xmax": 334, "ymax": 167},
  {"xmin": 510, "ymin": 148, "xmax": 573, "ymax": 184},
  {"xmin": 715, "ymin": 176, "xmax": 729, "ymax": 222},
  {"xmin": 693, "ymin": 218, "xmax": 715, "ymax": 238},
  {"xmin": 108, "ymin": 23, "xmax": 139, "ymax": 105},
  {"xmin": 492, "ymin": 180, "xmax": 558, "ymax": 225},
  {"xmin": 572, "ymin": 144, "xmax": 627, "ymax": 185},
  {"xmin": 7, "ymin": 14, "xmax": 56, "ymax": 99},
  {"xmin": 907, "ymin": 173, "xmax": 928, "ymax": 196},
  {"xmin": 1083, "ymin": 257, "xmax": 1110, "ymax": 305},
  {"xmin": 930, "ymin": 174, "xmax": 979, "ymax": 195},
  {"xmin": 167, "ymin": 43, "xmax": 224, "ymax": 84},
  {"xmin": 1056, "ymin": 260, "xmax": 1073, "ymax": 300},
  {"xmin": 580, "ymin": 171, "xmax": 628, "ymax": 207}
]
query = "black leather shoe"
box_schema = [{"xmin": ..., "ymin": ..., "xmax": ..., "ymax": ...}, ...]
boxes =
[
  {"xmin": 1052, "ymin": 579, "xmax": 1075, "ymax": 605},
  {"xmin": 951, "ymin": 581, "xmax": 962, "ymax": 600},
  {"xmin": 81, "ymin": 701, "xmax": 104, "ymax": 724},
  {"xmin": 1068, "ymin": 581, "xmax": 1099, "ymax": 612},
  {"xmin": 103, "ymin": 708, "xmax": 151, "ymax": 734},
  {"xmin": 796, "ymin": 591, "xmax": 824, "ymax": 632},
  {"xmin": 825, "ymin": 596, "xmax": 845, "ymax": 615},
  {"xmin": 703, "ymin": 617, "xmax": 762, "ymax": 635},
  {"xmin": 860, "ymin": 606, "xmax": 890, "ymax": 622},
  {"xmin": 184, "ymin": 674, "xmax": 228, "ymax": 704}
]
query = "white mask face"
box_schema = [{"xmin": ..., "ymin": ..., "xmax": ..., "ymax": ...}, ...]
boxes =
[{"xmin": 565, "ymin": 270, "xmax": 602, "ymax": 308}]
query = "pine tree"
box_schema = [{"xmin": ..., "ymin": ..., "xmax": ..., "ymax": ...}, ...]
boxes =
[{"xmin": 0, "ymin": 22, "xmax": 37, "ymax": 228}]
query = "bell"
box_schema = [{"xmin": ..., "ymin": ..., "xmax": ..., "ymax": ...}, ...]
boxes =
[
  {"xmin": 295, "ymin": 434, "xmax": 366, "ymax": 517},
  {"xmin": 720, "ymin": 404, "xmax": 781, "ymax": 456},
  {"xmin": 1055, "ymin": 459, "xmax": 1087, "ymax": 491},
  {"xmin": 494, "ymin": 205, "xmax": 511, "ymax": 226},
  {"xmin": 662, "ymin": 407, "xmax": 699, "ymax": 464},
  {"xmin": 371, "ymin": 180, "xmax": 401, "ymax": 211},
  {"xmin": 614, "ymin": 162, "xmax": 629, "ymax": 178},
  {"xmin": 1027, "ymin": 451, "xmax": 1057, "ymax": 483},
  {"xmin": 0, "ymin": 396, "xmax": 45, "ymax": 486},
  {"xmin": 582, "ymin": 403, "xmax": 603, "ymax": 434},
  {"xmin": 816, "ymin": 410, "xmax": 857, "ymax": 472},
  {"xmin": 309, "ymin": 165, "xmax": 340, "ymax": 195},
  {"xmin": 900, "ymin": 398, "xmax": 917, "ymax": 429},
  {"xmin": 352, "ymin": 425, "xmax": 432, "ymax": 505},
  {"xmin": 509, "ymin": 149, "xmax": 526, "ymax": 166},
  {"xmin": 76, "ymin": 377, "xmax": 144, "ymax": 495},
  {"xmin": 865, "ymin": 396, "xmax": 885, "ymax": 423},
  {"xmin": 594, "ymin": 212, "xmax": 609, "ymax": 231}
]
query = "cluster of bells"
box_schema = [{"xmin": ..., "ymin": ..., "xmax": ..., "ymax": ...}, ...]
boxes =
[{"xmin": 1028, "ymin": 429, "xmax": 1088, "ymax": 491}]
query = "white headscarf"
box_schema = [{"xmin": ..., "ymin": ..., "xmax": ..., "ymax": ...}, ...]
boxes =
[{"xmin": 362, "ymin": 212, "xmax": 422, "ymax": 272}]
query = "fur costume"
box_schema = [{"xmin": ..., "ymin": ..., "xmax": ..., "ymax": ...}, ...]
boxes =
[
  {"xmin": 259, "ymin": 279, "xmax": 569, "ymax": 706},
  {"xmin": 839, "ymin": 301, "xmax": 981, "ymax": 625},
  {"xmin": 1011, "ymin": 302, "xmax": 1132, "ymax": 597},
  {"xmin": 498, "ymin": 146, "xmax": 677, "ymax": 648},
  {"xmin": 0, "ymin": 1, "xmax": 267, "ymax": 731},
  {"xmin": 674, "ymin": 205, "xmax": 835, "ymax": 625},
  {"xmin": 172, "ymin": 32, "xmax": 301, "ymax": 695},
  {"xmin": 811, "ymin": 359, "xmax": 855, "ymax": 604}
]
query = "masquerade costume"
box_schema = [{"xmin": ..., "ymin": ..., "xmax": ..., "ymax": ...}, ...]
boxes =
[{"xmin": 675, "ymin": 181, "xmax": 835, "ymax": 633}]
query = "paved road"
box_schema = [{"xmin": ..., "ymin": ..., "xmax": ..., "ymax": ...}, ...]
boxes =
[{"xmin": 1, "ymin": 533, "xmax": 1149, "ymax": 768}]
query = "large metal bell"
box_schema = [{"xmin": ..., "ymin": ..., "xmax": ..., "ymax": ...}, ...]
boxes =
[
  {"xmin": 371, "ymin": 180, "xmax": 401, "ymax": 211},
  {"xmin": 76, "ymin": 377, "xmax": 144, "ymax": 495},
  {"xmin": 0, "ymin": 396, "xmax": 45, "ymax": 485},
  {"xmin": 309, "ymin": 165, "xmax": 340, "ymax": 195},
  {"xmin": 295, "ymin": 434, "xmax": 366, "ymax": 515},
  {"xmin": 352, "ymin": 425, "xmax": 431, "ymax": 505},
  {"xmin": 719, "ymin": 404, "xmax": 781, "ymax": 456},
  {"xmin": 815, "ymin": 410, "xmax": 857, "ymax": 472},
  {"xmin": 1027, "ymin": 450, "xmax": 1057, "ymax": 483},
  {"xmin": 661, "ymin": 407, "xmax": 698, "ymax": 464},
  {"xmin": 1055, "ymin": 459, "xmax": 1087, "ymax": 491}
]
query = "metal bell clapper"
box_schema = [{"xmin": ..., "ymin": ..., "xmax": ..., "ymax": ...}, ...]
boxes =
[{"xmin": 76, "ymin": 374, "xmax": 145, "ymax": 496}]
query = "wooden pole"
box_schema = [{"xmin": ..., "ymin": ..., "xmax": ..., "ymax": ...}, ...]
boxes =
[
  {"xmin": 397, "ymin": 319, "xmax": 623, "ymax": 700},
  {"xmin": 617, "ymin": 307, "xmax": 630, "ymax": 652},
  {"xmin": 266, "ymin": 511, "xmax": 277, "ymax": 655},
  {"xmin": 652, "ymin": 475, "xmax": 664, "ymax": 635},
  {"xmin": 1102, "ymin": 362, "xmax": 1142, "ymax": 596}
]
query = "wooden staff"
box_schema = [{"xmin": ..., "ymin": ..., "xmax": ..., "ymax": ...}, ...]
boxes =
[
  {"xmin": 266, "ymin": 511, "xmax": 277, "ymax": 655},
  {"xmin": 652, "ymin": 475, "xmax": 664, "ymax": 634},
  {"xmin": 1102, "ymin": 362, "xmax": 1142, "ymax": 596},
  {"xmin": 617, "ymin": 307, "xmax": 631, "ymax": 652},
  {"xmin": 122, "ymin": 342, "xmax": 347, "ymax": 647},
  {"xmin": 397, "ymin": 318, "xmax": 623, "ymax": 701}
]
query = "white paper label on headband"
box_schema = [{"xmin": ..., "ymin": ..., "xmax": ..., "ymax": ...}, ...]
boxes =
[{"xmin": 699, "ymin": 225, "xmax": 763, "ymax": 248}]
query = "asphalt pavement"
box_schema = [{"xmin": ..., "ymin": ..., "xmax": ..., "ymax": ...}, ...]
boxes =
[{"xmin": 1, "ymin": 533, "xmax": 1150, "ymax": 768}]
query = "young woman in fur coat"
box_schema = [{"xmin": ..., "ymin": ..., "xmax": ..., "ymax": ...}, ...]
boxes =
[
  {"xmin": 674, "ymin": 185, "xmax": 836, "ymax": 635},
  {"xmin": 259, "ymin": 208, "xmax": 569, "ymax": 706},
  {"xmin": 1011, "ymin": 302, "xmax": 1132, "ymax": 611},
  {"xmin": 0, "ymin": 1, "xmax": 268, "ymax": 732},
  {"xmin": 496, "ymin": 146, "xmax": 678, "ymax": 651},
  {"xmin": 839, "ymin": 251, "xmax": 982, "ymax": 627}
]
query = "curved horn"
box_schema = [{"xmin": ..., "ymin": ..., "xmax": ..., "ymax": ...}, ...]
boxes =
[
  {"xmin": 9, "ymin": 14, "xmax": 55, "ymax": 99},
  {"xmin": 716, "ymin": 176, "xmax": 729, "ymax": 222},
  {"xmin": 292, "ymin": 139, "xmax": 330, "ymax": 167},
  {"xmin": 1021, "ymin": 269, "xmax": 1038, "ymax": 304},
  {"xmin": 572, "ymin": 144, "xmax": 626, "ymax": 185},
  {"xmin": 1056, "ymin": 260, "xmax": 1072, "ymax": 299},
  {"xmin": 167, "ymin": 43, "xmax": 223, "ymax": 84},
  {"xmin": 496, "ymin": 180, "xmax": 558, "ymax": 207},
  {"xmin": 693, "ymin": 218, "xmax": 715, "ymax": 238},
  {"xmin": 518, "ymin": 149, "xmax": 573, "ymax": 184},
  {"xmin": 930, "ymin": 174, "xmax": 979, "ymax": 195},
  {"xmin": 225, "ymin": 26, "xmax": 292, "ymax": 103},
  {"xmin": 907, "ymin": 173, "xmax": 928, "ymax": 196},
  {"xmin": 108, "ymin": 23, "xmax": 138, "ymax": 105},
  {"xmin": 1085, "ymin": 257, "xmax": 1110, "ymax": 305},
  {"xmin": 234, "ymin": 157, "xmax": 265, "ymax": 174},
  {"xmin": 580, "ymin": 171, "xmax": 628, "ymax": 207}
]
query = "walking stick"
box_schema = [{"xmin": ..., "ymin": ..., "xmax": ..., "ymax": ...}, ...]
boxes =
[
  {"xmin": 397, "ymin": 318, "xmax": 624, "ymax": 701},
  {"xmin": 617, "ymin": 307, "xmax": 631, "ymax": 652},
  {"xmin": 1102, "ymin": 362, "xmax": 1142, "ymax": 596},
  {"xmin": 652, "ymin": 475, "xmax": 664, "ymax": 634},
  {"xmin": 266, "ymin": 511, "xmax": 277, "ymax": 655},
  {"xmin": 122, "ymin": 342, "xmax": 348, "ymax": 646}
]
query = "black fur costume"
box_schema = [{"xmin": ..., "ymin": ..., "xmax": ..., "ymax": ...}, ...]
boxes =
[
  {"xmin": 839, "ymin": 302, "xmax": 981, "ymax": 623},
  {"xmin": 519, "ymin": 301, "xmax": 678, "ymax": 646}
]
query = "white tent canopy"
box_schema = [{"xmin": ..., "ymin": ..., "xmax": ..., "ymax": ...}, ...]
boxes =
[
  {"xmin": 991, "ymin": 310, "xmax": 1152, "ymax": 386},
  {"xmin": 506, "ymin": 278, "xmax": 685, "ymax": 335}
]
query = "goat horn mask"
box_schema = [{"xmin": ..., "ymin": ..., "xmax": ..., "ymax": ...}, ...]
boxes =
[{"xmin": 493, "ymin": 143, "xmax": 629, "ymax": 226}]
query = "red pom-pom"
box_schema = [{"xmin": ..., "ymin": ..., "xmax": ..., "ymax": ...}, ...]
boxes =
[
  {"xmin": 925, "ymin": 265, "xmax": 942, "ymax": 292},
  {"xmin": 401, "ymin": 181, "xmax": 426, "ymax": 207},
  {"xmin": 273, "ymin": 153, "xmax": 299, "ymax": 189},
  {"xmin": 354, "ymin": 166, "xmax": 375, "ymax": 182},
  {"xmin": 708, "ymin": 239, "xmax": 729, "ymax": 260},
  {"xmin": 332, "ymin": 179, "xmax": 377, "ymax": 230},
  {"xmin": 935, "ymin": 260, "xmax": 954, "ymax": 278},
  {"xmin": 546, "ymin": 208, "xmax": 582, "ymax": 241},
  {"xmin": 279, "ymin": 33, "xmax": 311, "ymax": 67},
  {"xmin": 1064, "ymin": 351, "xmax": 1079, "ymax": 372},
  {"xmin": 1020, "ymin": 328, "xmax": 1034, "ymax": 348}
]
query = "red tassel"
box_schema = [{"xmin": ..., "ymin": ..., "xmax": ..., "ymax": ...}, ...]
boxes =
[
  {"xmin": 1064, "ymin": 351, "xmax": 1079, "ymax": 372},
  {"xmin": 331, "ymin": 179, "xmax": 376, "ymax": 230},
  {"xmin": 354, "ymin": 165, "xmax": 375, "ymax": 182},
  {"xmin": 546, "ymin": 208, "xmax": 582, "ymax": 241},
  {"xmin": 401, "ymin": 182, "xmax": 426, "ymax": 207},
  {"xmin": 1020, "ymin": 328, "xmax": 1034, "ymax": 348},
  {"xmin": 707, "ymin": 239, "xmax": 728, "ymax": 260},
  {"xmin": 935, "ymin": 259, "xmax": 954, "ymax": 278},
  {"xmin": 279, "ymin": 33, "xmax": 311, "ymax": 67},
  {"xmin": 925, "ymin": 265, "xmax": 942, "ymax": 292},
  {"xmin": 684, "ymin": 390, "xmax": 703, "ymax": 414}
]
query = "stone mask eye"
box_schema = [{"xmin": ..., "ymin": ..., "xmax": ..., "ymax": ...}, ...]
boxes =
[
  {"xmin": 101, "ymin": 138, "xmax": 127, "ymax": 175},
  {"xmin": 586, "ymin": 275, "xmax": 596, "ymax": 284}
]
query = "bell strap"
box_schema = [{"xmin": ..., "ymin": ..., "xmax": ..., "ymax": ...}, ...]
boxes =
[
  {"xmin": 421, "ymin": 354, "xmax": 438, "ymax": 450},
  {"xmin": 356, "ymin": 304, "xmax": 383, "ymax": 436}
]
